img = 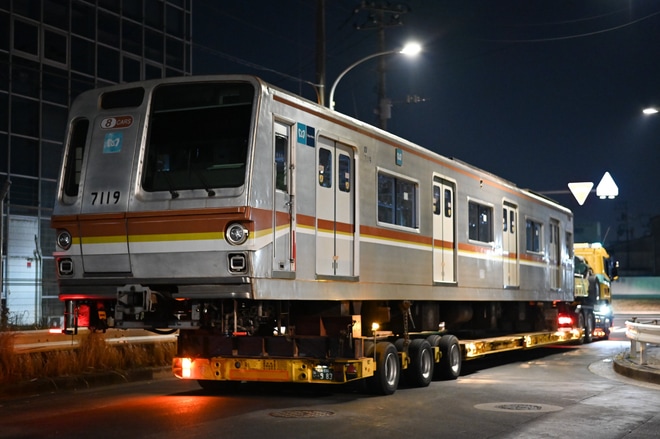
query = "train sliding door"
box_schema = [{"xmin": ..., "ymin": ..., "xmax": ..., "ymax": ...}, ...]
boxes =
[
  {"xmin": 273, "ymin": 122, "xmax": 295, "ymax": 274},
  {"xmin": 432, "ymin": 176, "xmax": 456, "ymax": 283},
  {"xmin": 316, "ymin": 137, "xmax": 355, "ymax": 277},
  {"xmin": 502, "ymin": 201, "xmax": 519, "ymax": 288},
  {"xmin": 549, "ymin": 219, "xmax": 561, "ymax": 290}
]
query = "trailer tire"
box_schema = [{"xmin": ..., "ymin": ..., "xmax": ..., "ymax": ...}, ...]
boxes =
[
  {"xmin": 366, "ymin": 342, "xmax": 400, "ymax": 395},
  {"xmin": 405, "ymin": 339, "xmax": 434, "ymax": 387},
  {"xmin": 584, "ymin": 311, "xmax": 595, "ymax": 344},
  {"xmin": 437, "ymin": 335, "xmax": 462, "ymax": 380}
]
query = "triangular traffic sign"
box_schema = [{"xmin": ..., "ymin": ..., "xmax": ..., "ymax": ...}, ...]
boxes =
[
  {"xmin": 568, "ymin": 182, "xmax": 594, "ymax": 205},
  {"xmin": 596, "ymin": 171, "xmax": 618, "ymax": 199}
]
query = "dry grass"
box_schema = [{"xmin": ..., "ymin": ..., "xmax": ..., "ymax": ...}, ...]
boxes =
[{"xmin": 0, "ymin": 331, "xmax": 176, "ymax": 386}]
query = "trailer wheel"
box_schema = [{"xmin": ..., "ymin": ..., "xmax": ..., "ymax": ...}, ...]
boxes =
[
  {"xmin": 406, "ymin": 339, "xmax": 434, "ymax": 387},
  {"xmin": 437, "ymin": 335, "xmax": 462, "ymax": 380},
  {"xmin": 584, "ymin": 311, "xmax": 595, "ymax": 344},
  {"xmin": 366, "ymin": 342, "xmax": 400, "ymax": 395}
]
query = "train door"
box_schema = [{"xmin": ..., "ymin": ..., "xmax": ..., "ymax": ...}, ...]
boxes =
[
  {"xmin": 432, "ymin": 177, "xmax": 456, "ymax": 283},
  {"xmin": 316, "ymin": 137, "xmax": 355, "ymax": 277},
  {"xmin": 273, "ymin": 122, "xmax": 295, "ymax": 273},
  {"xmin": 549, "ymin": 219, "xmax": 561, "ymax": 289},
  {"xmin": 502, "ymin": 201, "xmax": 519, "ymax": 288},
  {"xmin": 78, "ymin": 114, "xmax": 141, "ymax": 273}
]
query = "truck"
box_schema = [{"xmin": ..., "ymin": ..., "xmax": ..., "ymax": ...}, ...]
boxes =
[
  {"xmin": 53, "ymin": 75, "xmax": 595, "ymax": 395},
  {"xmin": 573, "ymin": 243, "xmax": 618, "ymax": 341}
]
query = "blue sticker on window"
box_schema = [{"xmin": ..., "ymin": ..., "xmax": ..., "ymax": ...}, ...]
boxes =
[
  {"xmin": 297, "ymin": 122, "xmax": 315, "ymax": 147},
  {"xmin": 103, "ymin": 132, "xmax": 123, "ymax": 153}
]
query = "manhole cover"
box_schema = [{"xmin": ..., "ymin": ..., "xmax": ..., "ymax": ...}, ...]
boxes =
[
  {"xmin": 269, "ymin": 410, "xmax": 335, "ymax": 418},
  {"xmin": 475, "ymin": 402, "xmax": 563, "ymax": 413}
]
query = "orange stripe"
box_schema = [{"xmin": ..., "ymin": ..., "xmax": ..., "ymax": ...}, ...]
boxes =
[{"xmin": 360, "ymin": 225, "xmax": 431, "ymax": 246}]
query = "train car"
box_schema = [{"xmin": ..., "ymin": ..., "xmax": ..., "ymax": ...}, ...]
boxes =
[{"xmin": 52, "ymin": 75, "xmax": 579, "ymax": 394}]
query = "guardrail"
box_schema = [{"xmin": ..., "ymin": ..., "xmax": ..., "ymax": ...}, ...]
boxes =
[
  {"xmin": 625, "ymin": 318, "xmax": 660, "ymax": 365},
  {"xmin": 9, "ymin": 328, "xmax": 177, "ymax": 354}
]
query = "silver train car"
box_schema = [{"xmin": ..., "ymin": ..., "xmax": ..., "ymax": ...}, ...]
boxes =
[{"xmin": 52, "ymin": 75, "xmax": 577, "ymax": 391}]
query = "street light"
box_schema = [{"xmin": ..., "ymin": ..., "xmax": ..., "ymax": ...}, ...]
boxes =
[
  {"xmin": 328, "ymin": 42, "xmax": 422, "ymax": 111},
  {"xmin": 642, "ymin": 107, "xmax": 658, "ymax": 115}
]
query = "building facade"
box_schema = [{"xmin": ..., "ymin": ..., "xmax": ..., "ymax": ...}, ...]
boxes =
[{"xmin": 0, "ymin": 0, "xmax": 192, "ymax": 326}]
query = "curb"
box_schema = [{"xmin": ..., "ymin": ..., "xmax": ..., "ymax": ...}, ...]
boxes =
[{"xmin": 612, "ymin": 352, "xmax": 660, "ymax": 386}]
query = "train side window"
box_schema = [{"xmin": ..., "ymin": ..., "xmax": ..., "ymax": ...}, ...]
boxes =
[
  {"xmin": 510, "ymin": 210, "xmax": 515, "ymax": 233},
  {"xmin": 338, "ymin": 153, "xmax": 351, "ymax": 192},
  {"xmin": 468, "ymin": 201, "xmax": 493, "ymax": 243},
  {"xmin": 433, "ymin": 186, "xmax": 440, "ymax": 215},
  {"xmin": 318, "ymin": 147, "xmax": 332, "ymax": 188},
  {"xmin": 503, "ymin": 208, "xmax": 508, "ymax": 233},
  {"xmin": 63, "ymin": 118, "xmax": 89, "ymax": 198},
  {"xmin": 444, "ymin": 188, "xmax": 452, "ymax": 217},
  {"xmin": 526, "ymin": 219, "xmax": 542, "ymax": 253},
  {"xmin": 378, "ymin": 171, "xmax": 418, "ymax": 229},
  {"xmin": 275, "ymin": 133, "xmax": 288, "ymax": 192}
]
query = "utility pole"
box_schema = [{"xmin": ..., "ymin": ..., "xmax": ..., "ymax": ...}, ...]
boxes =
[
  {"xmin": 316, "ymin": 0, "xmax": 326, "ymax": 106},
  {"xmin": 354, "ymin": 2, "xmax": 410, "ymax": 130}
]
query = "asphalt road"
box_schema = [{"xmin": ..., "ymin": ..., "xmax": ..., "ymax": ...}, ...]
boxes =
[{"xmin": 1, "ymin": 337, "xmax": 659, "ymax": 439}]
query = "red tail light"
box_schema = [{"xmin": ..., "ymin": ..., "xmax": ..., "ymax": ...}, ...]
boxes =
[{"xmin": 557, "ymin": 314, "xmax": 573, "ymax": 326}]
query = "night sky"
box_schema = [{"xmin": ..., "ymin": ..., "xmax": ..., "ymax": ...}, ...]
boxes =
[{"xmin": 192, "ymin": 1, "xmax": 660, "ymax": 245}]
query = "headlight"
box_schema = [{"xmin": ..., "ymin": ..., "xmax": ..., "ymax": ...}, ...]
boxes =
[
  {"xmin": 57, "ymin": 230, "xmax": 72, "ymax": 250},
  {"xmin": 225, "ymin": 223, "xmax": 248, "ymax": 245}
]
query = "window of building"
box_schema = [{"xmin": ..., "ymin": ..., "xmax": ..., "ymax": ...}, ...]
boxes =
[
  {"xmin": 377, "ymin": 171, "xmax": 418, "ymax": 229},
  {"xmin": 145, "ymin": 29, "xmax": 163, "ymax": 62},
  {"xmin": 43, "ymin": 0, "xmax": 70, "ymax": 27},
  {"xmin": 43, "ymin": 29, "xmax": 67, "ymax": 65},
  {"xmin": 122, "ymin": 19, "xmax": 143, "ymax": 55},
  {"xmin": 71, "ymin": 2, "xmax": 95, "ymax": 39},
  {"xmin": 166, "ymin": 36, "xmax": 183, "ymax": 70},
  {"xmin": 41, "ymin": 141, "xmax": 62, "ymax": 180},
  {"xmin": 13, "ymin": 1, "xmax": 41, "ymax": 21},
  {"xmin": 11, "ymin": 96, "xmax": 39, "ymax": 137},
  {"xmin": 468, "ymin": 200, "xmax": 493, "ymax": 243},
  {"xmin": 9, "ymin": 175, "xmax": 39, "ymax": 210},
  {"xmin": 42, "ymin": 103, "xmax": 67, "ymax": 141},
  {"xmin": 145, "ymin": 63, "xmax": 162, "ymax": 79},
  {"xmin": 98, "ymin": 10, "xmax": 120, "ymax": 47},
  {"xmin": 123, "ymin": 0, "xmax": 144, "ymax": 21},
  {"xmin": 10, "ymin": 136, "xmax": 39, "ymax": 177},
  {"xmin": 0, "ymin": 133, "xmax": 7, "ymax": 173},
  {"xmin": 122, "ymin": 56, "xmax": 141, "ymax": 83},
  {"xmin": 145, "ymin": 0, "xmax": 164, "ymax": 29},
  {"xmin": 526, "ymin": 219, "xmax": 543, "ymax": 253},
  {"xmin": 13, "ymin": 19, "xmax": 39, "ymax": 56},
  {"xmin": 42, "ymin": 65, "xmax": 68, "ymax": 105},
  {"xmin": 0, "ymin": 94, "xmax": 6, "ymax": 132},
  {"xmin": 71, "ymin": 36, "xmax": 95, "ymax": 75},
  {"xmin": 98, "ymin": 46, "xmax": 120, "ymax": 83},
  {"xmin": 166, "ymin": 4, "xmax": 184, "ymax": 37},
  {"xmin": 1, "ymin": 12, "xmax": 9, "ymax": 51},
  {"xmin": 11, "ymin": 56, "xmax": 39, "ymax": 98}
]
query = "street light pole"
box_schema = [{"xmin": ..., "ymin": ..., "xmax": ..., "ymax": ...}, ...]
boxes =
[{"xmin": 328, "ymin": 42, "xmax": 421, "ymax": 112}]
